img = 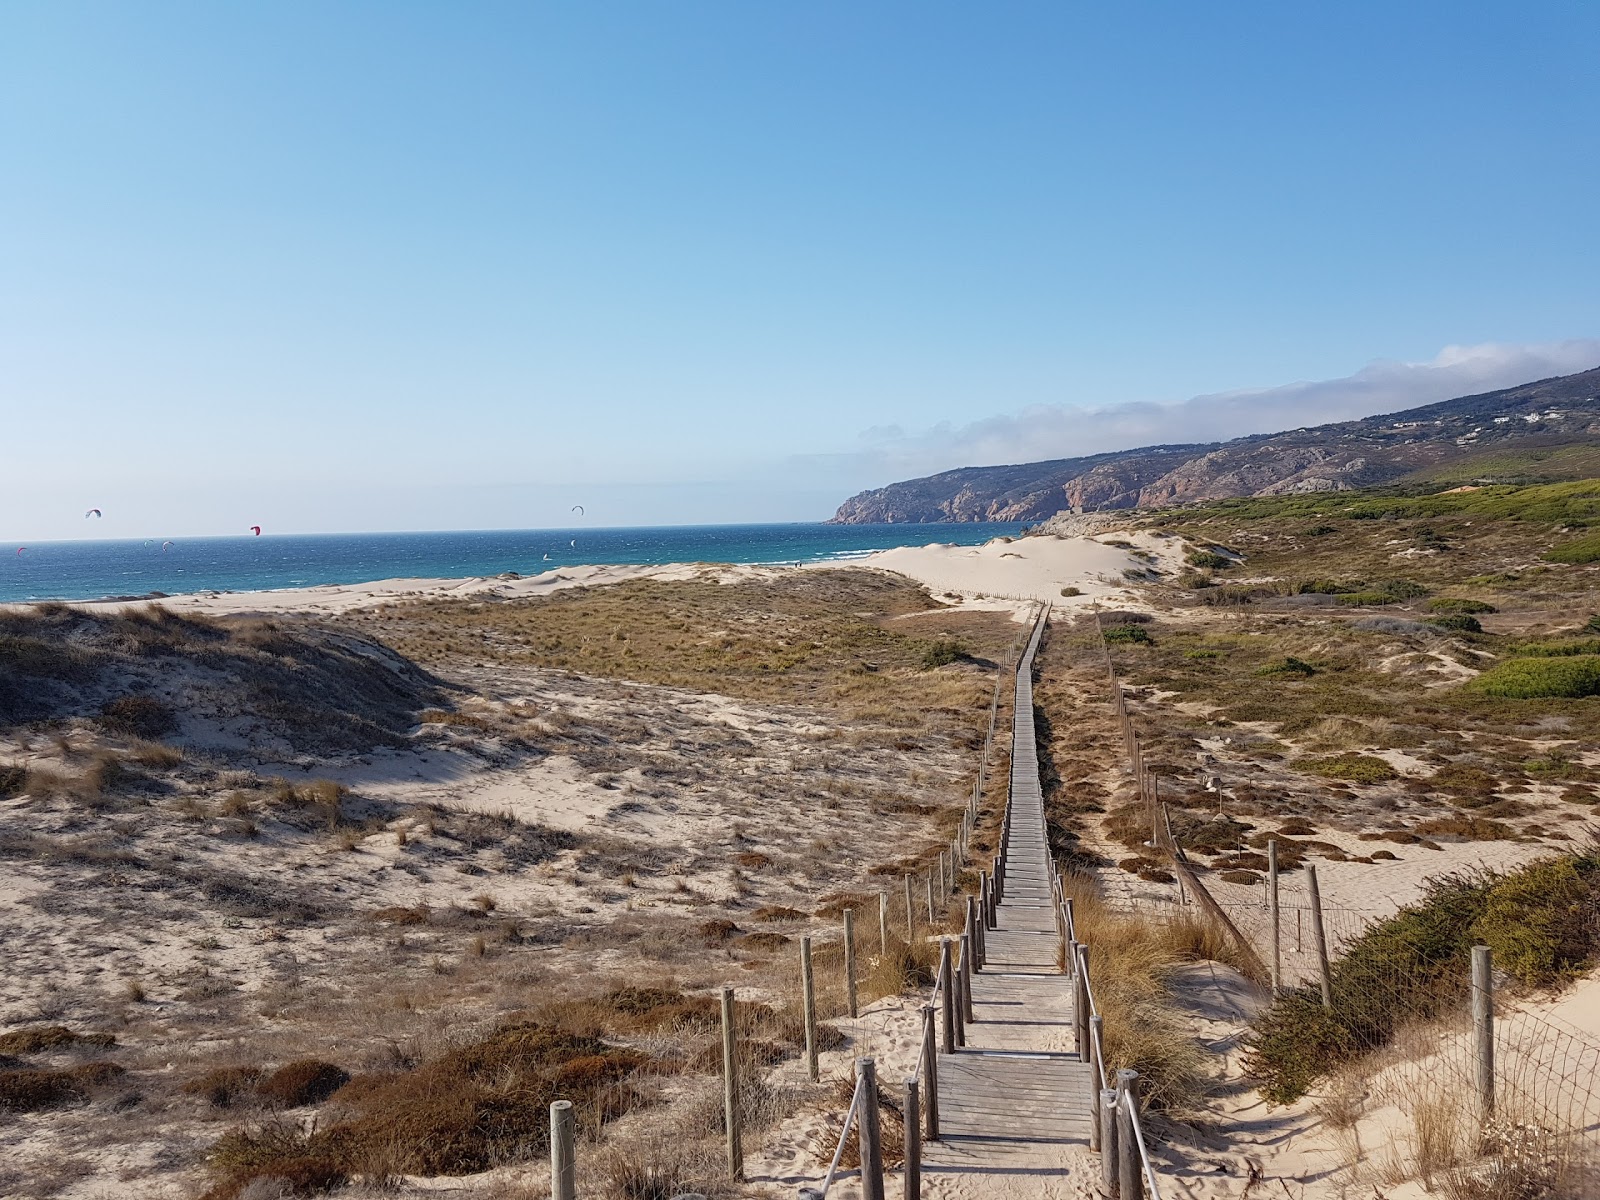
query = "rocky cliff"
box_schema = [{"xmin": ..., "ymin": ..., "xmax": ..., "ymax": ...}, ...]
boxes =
[{"xmin": 830, "ymin": 367, "xmax": 1600, "ymax": 523}]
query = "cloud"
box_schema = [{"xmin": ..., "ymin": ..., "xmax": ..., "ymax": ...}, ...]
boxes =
[{"xmin": 853, "ymin": 339, "xmax": 1600, "ymax": 477}]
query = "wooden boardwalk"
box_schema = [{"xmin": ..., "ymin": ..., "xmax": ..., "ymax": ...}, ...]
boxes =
[{"xmin": 921, "ymin": 613, "xmax": 1095, "ymax": 1195}]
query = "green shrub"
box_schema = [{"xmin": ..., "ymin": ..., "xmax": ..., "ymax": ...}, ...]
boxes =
[
  {"xmin": 1059, "ymin": 586, "xmax": 1082, "ymax": 597},
  {"xmin": 1509, "ymin": 638, "xmax": 1600, "ymax": 658},
  {"xmin": 1544, "ymin": 532, "xmax": 1600, "ymax": 563},
  {"xmin": 1246, "ymin": 853, "xmax": 1600, "ymax": 1102},
  {"xmin": 1468, "ymin": 656, "xmax": 1600, "ymax": 699},
  {"xmin": 1430, "ymin": 614, "xmax": 1483, "ymax": 633},
  {"xmin": 1336, "ymin": 592, "xmax": 1402, "ymax": 606},
  {"xmin": 1293, "ymin": 754, "xmax": 1398, "ymax": 783},
  {"xmin": 1256, "ymin": 657, "xmax": 1317, "ymax": 678},
  {"xmin": 1587, "ymin": 614, "xmax": 1600, "ymax": 634},
  {"xmin": 918, "ymin": 638, "xmax": 968, "ymax": 669},
  {"xmin": 1184, "ymin": 649, "xmax": 1221, "ymax": 660},
  {"xmin": 1186, "ymin": 550, "xmax": 1234, "ymax": 570},
  {"xmin": 1428, "ymin": 598, "xmax": 1497, "ymax": 615},
  {"xmin": 1294, "ymin": 579, "xmax": 1355, "ymax": 594},
  {"xmin": 1103, "ymin": 624, "xmax": 1152, "ymax": 646},
  {"xmin": 1370, "ymin": 578, "xmax": 1429, "ymax": 599}
]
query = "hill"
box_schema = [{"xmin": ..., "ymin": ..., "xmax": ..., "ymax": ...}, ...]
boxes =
[{"xmin": 830, "ymin": 366, "xmax": 1600, "ymax": 523}]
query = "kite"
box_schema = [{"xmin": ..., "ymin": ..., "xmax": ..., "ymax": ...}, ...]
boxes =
[
  {"xmin": 85, "ymin": 508, "xmax": 102, "ymax": 519},
  {"xmin": 570, "ymin": 539, "xmax": 576, "ymax": 548},
  {"xmin": 571, "ymin": 505, "xmax": 584, "ymax": 516},
  {"xmin": 161, "ymin": 541, "xmax": 175, "ymax": 552},
  {"xmin": 250, "ymin": 526, "xmax": 262, "ymax": 536},
  {"xmin": 15, "ymin": 547, "xmax": 24, "ymax": 556}
]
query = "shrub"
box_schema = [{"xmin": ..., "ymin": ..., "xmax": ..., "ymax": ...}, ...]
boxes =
[
  {"xmin": 99, "ymin": 694, "xmax": 177, "ymax": 738},
  {"xmin": 1186, "ymin": 551, "xmax": 1234, "ymax": 570},
  {"xmin": 918, "ymin": 639, "xmax": 967, "ymax": 670},
  {"xmin": 0, "ymin": 1025, "xmax": 116, "ymax": 1054},
  {"xmin": 1430, "ymin": 614, "xmax": 1483, "ymax": 634},
  {"xmin": 1337, "ymin": 591, "xmax": 1402, "ymax": 607},
  {"xmin": 1293, "ymin": 754, "xmax": 1398, "ymax": 784},
  {"xmin": 1507, "ymin": 638, "xmax": 1600, "ymax": 657},
  {"xmin": 256, "ymin": 1061, "xmax": 350, "ymax": 1107},
  {"xmin": 183, "ymin": 1066, "xmax": 263, "ymax": 1108},
  {"xmin": 0, "ymin": 1070, "xmax": 84, "ymax": 1113},
  {"xmin": 1467, "ymin": 656, "xmax": 1600, "ymax": 699},
  {"xmin": 1474, "ymin": 859, "xmax": 1598, "ymax": 987},
  {"xmin": 1060, "ymin": 586, "xmax": 1082, "ymax": 597},
  {"xmin": 1256, "ymin": 657, "xmax": 1317, "ymax": 678},
  {"xmin": 1544, "ymin": 531, "xmax": 1600, "ymax": 563},
  {"xmin": 1103, "ymin": 624, "xmax": 1152, "ymax": 646},
  {"xmin": 1428, "ymin": 598, "xmax": 1497, "ymax": 615},
  {"xmin": 1587, "ymin": 614, "xmax": 1600, "ymax": 634}
]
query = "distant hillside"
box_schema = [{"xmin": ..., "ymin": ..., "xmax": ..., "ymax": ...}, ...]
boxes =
[{"xmin": 830, "ymin": 367, "xmax": 1600, "ymax": 523}]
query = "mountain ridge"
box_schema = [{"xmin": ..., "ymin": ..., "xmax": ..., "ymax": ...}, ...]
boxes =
[{"xmin": 829, "ymin": 367, "xmax": 1600, "ymax": 523}]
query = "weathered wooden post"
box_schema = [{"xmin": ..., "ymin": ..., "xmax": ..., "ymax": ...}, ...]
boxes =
[
  {"xmin": 801, "ymin": 935, "xmax": 818, "ymax": 1082},
  {"xmin": 921, "ymin": 1004, "xmax": 939, "ymax": 1140},
  {"xmin": 1472, "ymin": 944, "xmax": 1495, "ymax": 1118},
  {"xmin": 550, "ymin": 1099, "xmax": 576, "ymax": 1200},
  {"xmin": 1306, "ymin": 864, "xmax": 1333, "ymax": 1009},
  {"xmin": 1116, "ymin": 1070, "xmax": 1143, "ymax": 1200},
  {"xmin": 958, "ymin": 930, "xmax": 974, "ymax": 1024},
  {"xmin": 904, "ymin": 1077, "xmax": 922, "ymax": 1200},
  {"xmin": 857, "ymin": 1057, "xmax": 885, "ymax": 1200},
  {"xmin": 878, "ymin": 891, "xmax": 889, "ymax": 953},
  {"xmin": 1087, "ymin": 1014, "xmax": 1105, "ymax": 1152},
  {"xmin": 1268, "ymin": 838, "xmax": 1281, "ymax": 996},
  {"xmin": 721, "ymin": 987, "xmax": 743, "ymax": 1179},
  {"xmin": 966, "ymin": 895, "xmax": 983, "ymax": 972},
  {"xmin": 1099, "ymin": 1087, "xmax": 1119, "ymax": 1193},
  {"xmin": 926, "ymin": 872, "xmax": 935, "ymax": 924},
  {"xmin": 938, "ymin": 938, "xmax": 955, "ymax": 1055},
  {"xmin": 1074, "ymin": 944, "xmax": 1091, "ymax": 1056},
  {"xmin": 843, "ymin": 909, "xmax": 859, "ymax": 1020},
  {"xmin": 952, "ymin": 936, "xmax": 967, "ymax": 1047},
  {"xmin": 904, "ymin": 873, "xmax": 915, "ymax": 939}
]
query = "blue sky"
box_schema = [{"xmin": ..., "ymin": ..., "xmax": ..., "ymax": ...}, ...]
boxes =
[{"xmin": 3, "ymin": 2, "xmax": 1598, "ymax": 539}]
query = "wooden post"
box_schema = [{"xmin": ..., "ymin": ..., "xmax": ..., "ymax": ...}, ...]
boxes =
[
  {"xmin": 843, "ymin": 909, "xmax": 859, "ymax": 1020},
  {"xmin": 921, "ymin": 1004, "xmax": 939, "ymax": 1140},
  {"xmin": 1099, "ymin": 1088, "xmax": 1119, "ymax": 1193},
  {"xmin": 925, "ymin": 872, "xmax": 935, "ymax": 924},
  {"xmin": 1116, "ymin": 1070, "xmax": 1143, "ymax": 1200},
  {"xmin": 966, "ymin": 895, "xmax": 982, "ymax": 972},
  {"xmin": 550, "ymin": 1099, "xmax": 576, "ymax": 1200},
  {"xmin": 721, "ymin": 987, "xmax": 743, "ymax": 1179},
  {"xmin": 1268, "ymin": 839, "xmax": 1281, "ymax": 996},
  {"xmin": 959, "ymin": 930, "xmax": 974, "ymax": 1023},
  {"xmin": 952, "ymin": 936, "xmax": 967, "ymax": 1046},
  {"xmin": 1075, "ymin": 944, "xmax": 1091, "ymax": 1056},
  {"xmin": 1306, "ymin": 864, "xmax": 1333, "ymax": 1009},
  {"xmin": 1472, "ymin": 944, "xmax": 1494, "ymax": 1118},
  {"xmin": 1064, "ymin": 895, "xmax": 1075, "ymax": 943},
  {"xmin": 938, "ymin": 939, "xmax": 955, "ymax": 1055},
  {"xmin": 1088, "ymin": 1014, "xmax": 1105, "ymax": 1152},
  {"xmin": 904, "ymin": 1077, "xmax": 922, "ymax": 1200},
  {"xmin": 879, "ymin": 891, "xmax": 889, "ymax": 954},
  {"xmin": 904, "ymin": 873, "xmax": 915, "ymax": 939},
  {"xmin": 857, "ymin": 1057, "xmax": 885, "ymax": 1200},
  {"xmin": 801, "ymin": 935, "xmax": 818, "ymax": 1082}
]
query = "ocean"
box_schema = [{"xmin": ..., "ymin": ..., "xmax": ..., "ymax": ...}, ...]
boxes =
[{"xmin": 0, "ymin": 523, "xmax": 1028, "ymax": 605}]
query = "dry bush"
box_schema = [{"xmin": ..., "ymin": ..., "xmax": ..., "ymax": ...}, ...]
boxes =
[
  {"xmin": 0, "ymin": 1025, "xmax": 116, "ymax": 1054},
  {"xmin": 256, "ymin": 1060, "xmax": 350, "ymax": 1107},
  {"xmin": 182, "ymin": 1066, "xmax": 264, "ymax": 1109},
  {"xmin": 0, "ymin": 1061, "xmax": 124, "ymax": 1113}
]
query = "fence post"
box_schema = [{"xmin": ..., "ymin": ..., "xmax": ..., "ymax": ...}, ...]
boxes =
[
  {"xmin": 550, "ymin": 1099, "xmax": 576, "ymax": 1200},
  {"xmin": 926, "ymin": 872, "xmax": 935, "ymax": 924},
  {"xmin": 904, "ymin": 874, "xmax": 915, "ymax": 939},
  {"xmin": 1472, "ymin": 944, "xmax": 1495, "ymax": 1118},
  {"xmin": 801, "ymin": 935, "xmax": 819, "ymax": 1082},
  {"xmin": 1087, "ymin": 1014, "xmax": 1104, "ymax": 1152},
  {"xmin": 938, "ymin": 938, "xmax": 955, "ymax": 1055},
  {"xmin": 843, "ymin": 909, "xmax": 859, "ymax": 1020},
  {"xmin": 904, "ymin": 1077, "xmax": 922, "ymax": 1200},
  {"xmin": 1306, "ymin": 864, "xmax": 1333, "ymax": 1009},
  {"xmin": 1099, "ymin": 1087, "xmax": 1119, "ymax": 1194},
  {"xmin": 857, "ymin": 1057, "xmax": 885, "ymax": 1200},
  {"xmin": 921, "ymin": 1004, "xmax": 939, "ymax": 1140},
  {"xmin": 959, "ymin": 930, "xmax": 974, "ymax": 1024},
  {"xmin": 879, "ymin": 892, "xmax": 889, "ymax": 954},
  {"xmin": 1268, "ymin": 838, "xmax": 1281, "ymax": 996},
  {"xmin": 953, "ymin": 935, "xmax": 968, "ymax": 1046},
  {"xmin": 1116, "ymin": 1070, "xmax": 1143, "ymax": 1200},
  {"xmin": 1074, "ymin": 944, "xmax": 1091, "ymax": 1056},
  {"xmin": 721, "ymin": 987, "xmax": 743, "ymax": 1180}
]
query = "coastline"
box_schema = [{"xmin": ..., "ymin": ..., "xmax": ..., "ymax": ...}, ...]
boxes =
[{"xmin": 12, "ymin": 531, "xmax": 1173, "ymax": 619}]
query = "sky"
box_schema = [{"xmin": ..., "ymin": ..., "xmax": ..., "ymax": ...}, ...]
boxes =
[{"xmin": 3, "ymin": 2, "xmax": 1598, "ymax": 540}]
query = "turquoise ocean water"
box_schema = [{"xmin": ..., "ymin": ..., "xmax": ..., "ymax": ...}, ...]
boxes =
[{"xmin": 0, "ymin": 523, "xmax": 1027, "ymax": 604}]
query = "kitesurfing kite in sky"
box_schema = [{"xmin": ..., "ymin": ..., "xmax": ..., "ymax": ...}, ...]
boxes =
[
  {"xmin": 161, "ymin": 541, "xmax": 175, "ymax": 552},
  {"xmin": 571, "ymin": 505, "xmax": 584, "ymax": 516},
  {"xmin": 85, "ymin": 508, "xmax": 101, "ymax": 519},
  {"xmin": 250, "ymin": 526, "xmax": 262, "ymax": 536}
]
